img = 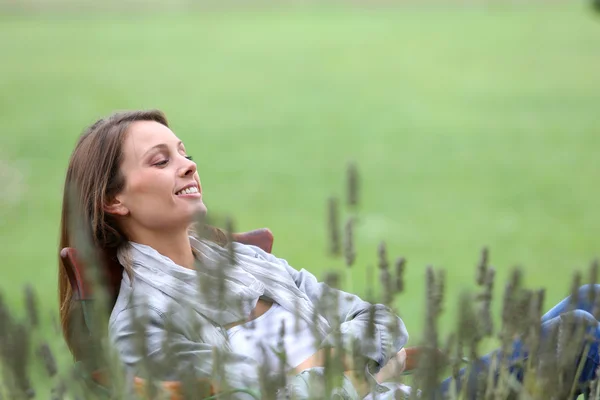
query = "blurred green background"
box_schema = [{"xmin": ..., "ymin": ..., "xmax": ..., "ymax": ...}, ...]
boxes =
[{"xmin": 0, "ymin": 0, "xmax": 599, "ymax": 375}]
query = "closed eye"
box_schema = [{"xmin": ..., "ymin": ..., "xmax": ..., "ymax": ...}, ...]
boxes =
[{"xmin": 151, "ymin": 154, "xmax": 192, "ymax": 167}]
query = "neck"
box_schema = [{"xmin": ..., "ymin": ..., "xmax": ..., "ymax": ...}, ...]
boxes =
[{"xmin": 128, "ymin": 228, "xmax": 196, "ymax": 270}]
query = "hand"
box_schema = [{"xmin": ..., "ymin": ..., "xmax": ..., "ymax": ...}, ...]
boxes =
[
  {"xmin": 343, "ymin": 350, "xmax": 407, "ymax": 398},
  {"xmin": 375, "ymin": 348, "xmax": 407, "ymax": 383}
]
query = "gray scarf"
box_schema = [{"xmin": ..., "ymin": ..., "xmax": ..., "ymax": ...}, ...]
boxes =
[{"xmin": 117, "ymin": 236, "xmax": 330, "ymax": 340}]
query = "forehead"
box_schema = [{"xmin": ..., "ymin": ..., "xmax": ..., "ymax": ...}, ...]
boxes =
[{"xmin": 123, "ymin": 120, "xmax": 182, "ymax": 157}]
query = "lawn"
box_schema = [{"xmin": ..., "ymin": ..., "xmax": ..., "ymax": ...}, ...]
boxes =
[{"xmin": 0, "ymin": 2, "xmax": 599, "ymax": 389}]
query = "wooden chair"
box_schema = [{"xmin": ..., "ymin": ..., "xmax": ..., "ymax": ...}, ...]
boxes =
[{"xmin": 60, "ymin": 227, "xmax": 429, "ymax": 399}]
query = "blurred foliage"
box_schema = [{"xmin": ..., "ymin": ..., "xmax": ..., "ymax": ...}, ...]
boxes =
[{"xmin": 1, "ymin": 165, "xmax": 600, "ymax": 399}]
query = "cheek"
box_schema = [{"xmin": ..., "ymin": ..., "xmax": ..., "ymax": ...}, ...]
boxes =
[{"xmin": 126, "ymin": 171, "xmax": 173, "ymax": 201}]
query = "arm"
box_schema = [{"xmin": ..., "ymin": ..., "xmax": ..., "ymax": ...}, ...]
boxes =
[
  {"xmin": 248, "ymin": 246, "xmax": 409, "ymax": 374},
  {"xmin": 109, "ymin": 306, "xmax": 262, "ymax": 399}
]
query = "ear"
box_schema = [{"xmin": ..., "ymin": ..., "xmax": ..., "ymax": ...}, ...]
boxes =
[{"xmin": 104, "ymin": 195, "xmax": 129, "ymax": 216}]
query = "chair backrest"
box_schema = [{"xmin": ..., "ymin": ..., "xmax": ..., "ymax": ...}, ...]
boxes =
[
  {"xmin": 231, "ymin": 228, "xmax": 274, "ymax": 254},
  {"xmin": 60, "ymin": 228, "xmax": 274, "ymax": 332},
  {"xmin": 60, "ymin": 247, "xmax": 122, "ymax": 302}
]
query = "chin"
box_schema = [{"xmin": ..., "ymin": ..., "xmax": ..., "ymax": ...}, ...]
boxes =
[{"xmin": 190, "ymin": 204, "xmax": 208, "ymax": 220}]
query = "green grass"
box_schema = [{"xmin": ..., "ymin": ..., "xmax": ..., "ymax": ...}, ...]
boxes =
[{"xmin": 0, "ymin": 3, "xmax": 599, "ymax": 384}]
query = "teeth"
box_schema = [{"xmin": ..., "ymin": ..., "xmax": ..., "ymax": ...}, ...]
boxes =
[{"xmin": 176, "ymin": 187, "xmax": 198, "ymax": 196}]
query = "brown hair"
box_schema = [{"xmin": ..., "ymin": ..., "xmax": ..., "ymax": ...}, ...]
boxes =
[{"xmin": 59, "ymin": 110, "xmax": 172, "ymax": 357}]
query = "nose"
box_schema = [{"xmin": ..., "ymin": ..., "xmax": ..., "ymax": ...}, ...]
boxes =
[{"xmin": 178, "ymin": 155, "xmax": 197, "ymax": 177}]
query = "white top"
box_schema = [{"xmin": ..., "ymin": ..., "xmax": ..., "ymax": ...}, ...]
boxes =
[
  {"xmin": 226, "ymin": 302, "xmax": 318, "ymax": 373},
  {"xmin": 226, "ymin": 302, "xmax": 415, "ymax": 399}
]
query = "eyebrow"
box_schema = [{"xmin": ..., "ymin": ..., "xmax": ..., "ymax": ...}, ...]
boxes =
[{"xmin": 142, "ymin": 141, "xmax": 184, "ymax": 158}]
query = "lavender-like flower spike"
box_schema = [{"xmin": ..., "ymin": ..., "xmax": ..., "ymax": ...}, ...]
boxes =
[
  {"xmin": 159, "ymin": 300, "xmax": 179, "ymax": 378},
  {"xmin": 257, "ymin": 344, "xmax": 273, "ymax": 399},
  {"xmin": 0, "ymin": 293, "xmax": 12, "ymax": 345},
  {"xmin": 435, "ymin": 269, "xmax": 446, "ymax": 316},
  {"xmin": 478, "ymin": 267, "xmax": 495, "ymax": 338},
  {"xmin": 425, "ymin": 266, "xmax": 436, "ymax": 318},
  {"xmin": 524, "ymin": 289, "xmax": 543, "ymax": 373},
  {"xmin": 394, "ymin": 257, "xmax": 406, "ymax": 294},
  {"xmin": 344, "ymin": 218, "xmax": 355, "ymax": 268},
  {"xmin": 366, "ymin": 303, "xmax": 377, "ymax": 344},
  {"xmin": 274, "ymin": 319, "xmax": 288, "ymax": 393},
  {"xmin": 476, "ymin": 247, "xmax": 489, "ymax": 286},
  {"xmin": 130, "ymin": 298, "xmax": 160, "ymax": 399},
  {"xmin": 10, "ymin": 323, "xmax": 34, "ymax": 399},
  {"xmin": 416, "ymin": 266, "xmax": 441, "ymax": 399},
  {"xmin": 346, "ymin": 161, "xmax": 359, "ymax": 208},
  {"xmin": 325, "ymin": 271, "xmax": 340, "ymax": 290},
  {"xmin": 568, "ymin": 270, "xmax": 582, "ymax": 313},
  {"xmin": 293, "ymin": 296, "xmax": 302, "ymax": 336},
  {"xmin": 23, "ymin": 285, "xmax": 38, "ymax": 328},
  {"xmin": 501, "ymin": 268, "xmax": 522, "ymax": 338},
  {"xmin": 327, "ymin": 197, "xmax": 341, "ymax": 256},
  {"xmin": 376, "ymin": 241, "xmax": 391, "ymax": 305},
  {"xmin": 379, "ymin": 268, "xmax": 393, "ymax": 306},
  {"xmin": 50, "ymin": 379, "xmax": 67, "ymax": 400},
  {"xmin": 378, "ymin": 241, "xmax": 389, "ymax": 271},
  {"xmin": 457, "ymin": 291, "xmax": 477, "ymax": 351},
  {"xmin": 36, "ymin": 342, "xmax": 57, "ymax": 378},
  {"xmin": 225, "ymin": 216, "xmax": 238, "ymax": 266}
]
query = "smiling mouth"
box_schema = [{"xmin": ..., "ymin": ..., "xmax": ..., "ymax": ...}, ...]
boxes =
[{"xmin": 175, "ymin": 186, "xmax": 200, "ymax": 196}]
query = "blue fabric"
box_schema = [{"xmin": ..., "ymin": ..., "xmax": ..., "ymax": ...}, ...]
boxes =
[{"xmin": 438, "ymin": 284, "xmax": 600, "ymax": 399}]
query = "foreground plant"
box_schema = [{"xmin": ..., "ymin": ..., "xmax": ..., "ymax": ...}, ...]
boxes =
[{"xmin": 1, "ymin": 164, "xmax": 598, "ymax": 400}]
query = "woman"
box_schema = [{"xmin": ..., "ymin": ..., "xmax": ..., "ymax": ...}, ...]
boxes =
[
  {"xmin": 59, "ymin": 110, "xmax": 600, "ymax": 400},
  {"xmin": 58, "ymin": 110, "xmax": 409, "ymax": 399}
]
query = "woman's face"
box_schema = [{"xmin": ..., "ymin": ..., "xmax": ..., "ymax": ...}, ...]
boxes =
[{"xmin": 110, "ymin": 120, "xmax": 207, "ymax": 235}]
